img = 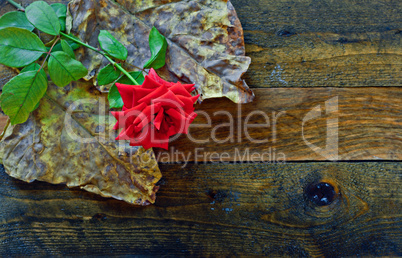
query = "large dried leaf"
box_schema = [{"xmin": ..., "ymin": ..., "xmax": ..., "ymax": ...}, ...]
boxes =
[
  {"xmin": 0, "ymin": 81, "xmax": 161, "ymax": 205},
  {"xmin": 67, "ymin": 0, "xmax": 254, "ymax": 103}
]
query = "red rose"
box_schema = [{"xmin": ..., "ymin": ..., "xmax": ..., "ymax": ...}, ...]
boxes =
[{"xmin": 111, "ymin": 68, "xmax": 199, "ymax": 150}]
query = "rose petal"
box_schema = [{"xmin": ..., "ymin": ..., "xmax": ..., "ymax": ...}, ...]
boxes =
[
  {"xmin": 153, "ymin": 108, "xmax": 164, "ymax": 130},
  {"xmin": 177, "ymin": 95, "xmax": 198, "ymax": 114},
  {"xmin": 152, "ymin": 90, "xmax": 185, "ymax": 108},
  {"xmin": 152, "ymin": 130, "xmax": 170, "ymax": 150},
  {"xmin": 141, "ymin": 74, "xmax": 163, "ymax": 89},
  {"xmin": 188, "ymin": 111, "xmax": 198, "ymax": 124},
  {"xmin": 149, "ymin": 68, "xmax": 175, "ymax": 88},
  {"xmin": 132, "ymin": 87, "xmax": 153, "ymax": 107},
  {"xmin": 165, "ymin": 108, "xmax": 189, "ymax": 134},
  {"xmin": 116, "ymin": 123, "xmax": 136, "ymax": 140},
  {"xmin": 111, "ymin": 111, "xmax": 124, "ymax": 129},
  {"xmin": 169, "ymin": 83, "xmax": 192, "ymax": 97},
  {"xmin": 165, "ymin": 108, "xmax": 186, "ymax": 122},
  {"xmin": 124, "ymin": 102, "xmax": 148, "ymax": 114},
  {"xmin": 129, "ymin": 124, "xmax": 151, "ymax": 147},
  {"xmin": 183, "ymin": 83, "xmax": 196, "ymax": 93},
  {"xmin": 176, "ymin": 120, "xmax": 194, "ymax": 135},
  {"xmin": 167, "ymin": 125, "xmax": 177, "ymax": 137},
  {"xmin": 133, "ymin": 103, "xmax": 162, "ymax": 125},
  {"xmin": 138, "ymin": 85, "xmax": 169, "ymax": 104},
  {"xmin": 191, "ymin": 95, "xmax": 200, "ymax": 103},
  {"xmin": 130, "ymin": 124, "xmax": 168, "ymax": 150},
  {"xmin": 123, "ymin": 102, "xmax": 148, "ymax": 126},
  {"xmin": 113, "ymin": 70, "xmax": 199, "ymax": 150},
  {"xmin": 115, "ymin": 83, "xmax": 135, "ymax": 108}
]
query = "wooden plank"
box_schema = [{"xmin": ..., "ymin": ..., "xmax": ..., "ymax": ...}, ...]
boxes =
[
  {"xmin": 0, "ymin": 0, "xmax": 400, "ymax": 256},
  {"xmin": 1, "ymin": 87, "xmax": 401, "ymax": 161},
  {"xmin": 0, "ymin": 162, "xmax": 400, "ymax": 256},
  {"xmin": 231, "ymin": 0, "xmax": 402, "ymax": 87},
  {"xmin": 1, "ymin": 0, "xmax": 400, "ymax": 89},
  {"xmin": 154, "ymin": 87, "xmax": 402, "ymax": 162}
]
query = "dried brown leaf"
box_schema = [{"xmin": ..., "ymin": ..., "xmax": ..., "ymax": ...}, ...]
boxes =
[
  {"xmin": 67, "ymin": 0, "xmax": 254, "ymax": 103},
  {"xmin": 0, "ymin": 81, "xmax": 161, "ymax": 205}
]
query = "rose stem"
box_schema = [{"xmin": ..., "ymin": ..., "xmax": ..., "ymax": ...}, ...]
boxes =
[
  {"xmin": 6, "ymin": 0, "xmax": 139, "ymax": 85},
  {"xmin": 39, "ymin": 36, "xmax": 60, "ymax": 73},
  {"xmin": 59, "ymin": 32, "xmax": 139, "ymax": 85},
  {"xmin": 5, "ymin": 0, "xmax": 24, "ymax": 11}
]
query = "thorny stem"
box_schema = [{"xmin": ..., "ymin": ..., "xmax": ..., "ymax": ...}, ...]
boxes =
[
  {"xmin": 60, "ymin": 32, "xmax": 101, "ymax": 54},
  {"xmin": 6, "ymin": 0, "xmax": 24, "ymax": 11},
  {"xmin": 6, "ymin": 0, "xmax": 140, "ymax": 85}
]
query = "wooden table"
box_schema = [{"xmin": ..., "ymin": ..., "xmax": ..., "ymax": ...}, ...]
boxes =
[{"xmin": 0, "ymin": 0, "xmax": 401, "ymax": 256}]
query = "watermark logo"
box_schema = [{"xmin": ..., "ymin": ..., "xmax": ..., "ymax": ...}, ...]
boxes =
[
  {"xmin": 62, "ymin": 95, "xmax": 340, "ymax": 166},
  {"xmin": 302, "ymin": 96, "xmax": 339, "ymax": 161}
]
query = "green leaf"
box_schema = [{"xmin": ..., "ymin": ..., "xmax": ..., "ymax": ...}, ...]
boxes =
[
  {"xmin": 0, "ymin": 27, "xmax": 46, "ymax": 68},
  {"xmin": 50, "ymin": 3, "xmax": 67, "ymax": 18},
  {"xmin": 51, "ymin": 3, "xmax": 67, "ymax": 32},
  {"xmin": 0, "ymin": 70, "xmax": 48, "ymax": 125},
  {"xmin": 52, "ymin": 35, "xmax": 80, "ymax": 52},
  {"xmin": 20, "ymin": 62, "xmax": 46, "ymax": 78},
  {"xmin": 48, "ymin": 51, "xmax": 88, "ymax": 87},
  {"xmin": 32, "ymin": 101, "xmax": 41, "ymax": 112},
  {"xmin": 143, "ymin": 27, "xmax": 168, "ymax": 69},
  {"xmin": 21, "ymin": 62, "xmax": 40, "ymax": 73},
  {"xmin": 63, "ymin": 35, "xmax": 81, "ymax": 50},
  {"xmin": 98, "ymin": 64, "xmax": 120, "ymax": 86},
  {"xmin": 0, "ymin": 81, "xmax": 162, "ymax": 205},
  {"xmin": 117, "ymin": 71, "xmax": 145, "ymax": 85},
  {"xmin": 20, "ymin": 62, "xmax": 47, "ymax": 80},
  {"xmin": 98, "ymin": 30, "xmax": 128, "ymax": 60},
  {"xmin": 0, "ymin": 11, "xmax": 35, "ymax": 31},
  {"xmin": 107, "ymin": 84, "xmax": 124, "ymax": 109},
  {"xmin": 61, "ymin": 39, "xmax": 75, "ymax": 59},
  {"xmin": 8, "ymin": 62, "xmax": 46, "ymax": 116},
  {"xmin": 108, "ymin": 71, "xmax": 144, "ymax": 108},
  {"xmin": 25, "ymin": 1, "xmax": 60, "ymax": 36},
  {"xmin": 107, "ymin": 71, "xmax": 145, "ymax": 108}
]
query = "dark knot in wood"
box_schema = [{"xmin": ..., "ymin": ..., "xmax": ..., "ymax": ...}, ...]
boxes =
[{"xmin": 305, "ymin": 182, "xmax": 336, "ymax": 206}]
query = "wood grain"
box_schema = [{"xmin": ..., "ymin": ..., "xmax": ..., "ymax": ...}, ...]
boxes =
[
  {"xmin": 0, "ymin": 162, "xmax": 400, "ymax": 256},
  {"xmin": 231, "ymin": 0, "xmax": 402, "ymax": 87},
  {"xmin": 1, "ymin": 87, "xmax": 400, "ymax": 162},
  {"xmin": 154, "ymin": 87, "xmax": 401, "ymax": 162},
  {"xmin": 0, "ymin": 0, "xmax": 401, "ymax": 256},
  {"xmin": 1, "ymin": 0, "xmax": 401, "ymax": 89}
]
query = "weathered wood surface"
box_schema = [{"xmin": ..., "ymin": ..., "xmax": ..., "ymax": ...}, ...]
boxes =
[
  {"xmin": 1, "ymin": 87, "xmax": 401, "ymax": 162},
  {"xmin": 154, "ymin": 87, "xmax": 402, "ymax": 162},
  {"xmin": 0, "ymin": 0, "xmax": 401, "ymax": 89},
  {"xmin": 0, "ymin": 162, "xmax": 400, "ymax": 256},
  {"xmin": 0, "ymin": 0, "xmax": 401, "ymax": 256},
  {"xmin": 234, "ymin": 0, "xmax": 402, "ymax": 87}
]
